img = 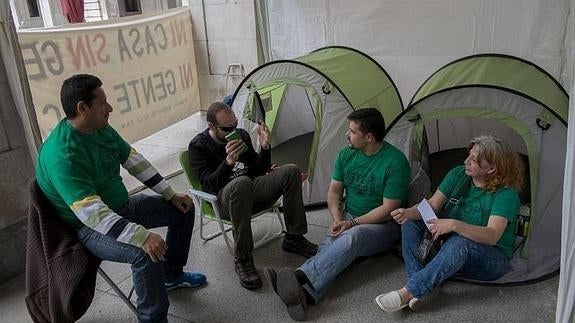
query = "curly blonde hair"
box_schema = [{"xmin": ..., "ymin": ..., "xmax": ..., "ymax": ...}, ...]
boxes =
[{"xmin": 468, "ymin": 135, "xmax": 524, "ymax": 192}]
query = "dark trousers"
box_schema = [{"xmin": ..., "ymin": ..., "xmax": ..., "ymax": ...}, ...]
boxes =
[{"xmin": 217, "ymin": 164, "xmax": 308, "ymax": 258}]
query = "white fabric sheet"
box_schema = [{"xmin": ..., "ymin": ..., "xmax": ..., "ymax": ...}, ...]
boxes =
[
  {"xmin": 265, "ymin": 0, "xmax": 572, "ymax": 105},
  {"xmin": 556, "ymin": 31, "xmax": 575, "ymax": 322}
]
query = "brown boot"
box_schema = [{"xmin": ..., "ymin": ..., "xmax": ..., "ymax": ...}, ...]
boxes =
[
  {"xmin": 234, "ymin": 255, "xmax": 262, "ymax": 290},
  {"xmin": 282, "ymin": 236, "xmax": 318, "ymax": 258}
]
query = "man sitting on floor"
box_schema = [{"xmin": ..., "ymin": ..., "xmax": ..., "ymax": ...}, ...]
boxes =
[
  {"xmin": 265, "ymin": 108, "xmax": 410, "ymax": 321},
  {"xmin": 36, "ymin": 74, "xmax": 205, "ymax": 323},
  {"xmin": 188, "ymin": 102, "xmax": 318, "ymax": 290}
]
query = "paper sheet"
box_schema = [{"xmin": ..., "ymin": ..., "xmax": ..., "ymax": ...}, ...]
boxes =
[{"xmin": 417, "ymin": 199, "xmax": 438, "ymax": 230}]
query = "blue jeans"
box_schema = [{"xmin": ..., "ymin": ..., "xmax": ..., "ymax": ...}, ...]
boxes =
[
  {"xmin": 402, "ymin": 220, "xmax": 509, "ymax": 299},
  {"xmin": 299, "ymin": 214, "xmax": 400, "ymax": 301},
  {"xmin": 76, "ymin": 194, "xmax": 195, "ymax": 323}
]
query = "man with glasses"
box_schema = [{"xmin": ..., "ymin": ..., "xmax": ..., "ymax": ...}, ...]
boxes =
[{"xmin": 188, "ymin": 102, "xmax": 317, "ymax": 290}]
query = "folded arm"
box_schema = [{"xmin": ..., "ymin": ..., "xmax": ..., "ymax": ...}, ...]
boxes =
[
  {"xmin": 430, "ymin": 216, "xmax": 508, "ymax": 245},
  {"xmin": 354, "ymin": 197, "xmax": 402, "ymax": 225},
  {"xmin": 391, "ymin": 189, "xmax": 446, "ymax": 223},
  {"xmin": 423, "ymin": 190, "xmax": 507, "ymax": 245},
  {"xmin": 328, "ymin": 179, "xmax": 402, "ymax": 235}
]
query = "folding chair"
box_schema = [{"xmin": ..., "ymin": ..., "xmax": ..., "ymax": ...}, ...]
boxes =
[
  {"xmin": 26, "ymin": 180, "xmax": 138, "ymax": 320},
  {"xmin": 97, "ymin": 267, "xmax": 137, "ymax": 315},
  {"xmin": 179, "ymin": 150, "xmax": 286, "ymax": 254}
]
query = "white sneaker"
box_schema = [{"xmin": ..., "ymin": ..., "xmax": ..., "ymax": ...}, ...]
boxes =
[
  {"xmin": 408, "ymin": 297, "xmax": 420, "ymax": 310},
  {"xmin": 375, "ymin": 291, "xmax": 408, "ymax": 312}
]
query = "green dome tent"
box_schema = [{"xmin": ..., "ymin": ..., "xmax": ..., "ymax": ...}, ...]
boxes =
[
  {"xmin": 385, "ymin": 54, "xmax": 568, "ymax": 284},
  {"xmin": 230, "ymin": 46, "xmax": 403, "ymax": 205}
]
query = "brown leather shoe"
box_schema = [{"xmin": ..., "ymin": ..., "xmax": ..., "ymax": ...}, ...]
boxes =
[
  {"xmin": 234, "ymin": 255, "xmax": 262, "ymax": 290},
  {"xmin": 282, "ymin": 236, "xmax": 318, "ymax": 258}
]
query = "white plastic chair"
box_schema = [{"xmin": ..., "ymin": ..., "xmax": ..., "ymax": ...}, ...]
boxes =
[{"xmin": 179, "ymin": 151, "xmax": 285, "ymax": 254}]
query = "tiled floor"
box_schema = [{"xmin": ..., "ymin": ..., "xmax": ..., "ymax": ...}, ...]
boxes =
[
  {"xmin": 1, "ymin": 171, "xmax": 559, "ymax": 322},
  {"xmin": 1, "ymin": 112, "xmax": 560, "ymax": 322}
]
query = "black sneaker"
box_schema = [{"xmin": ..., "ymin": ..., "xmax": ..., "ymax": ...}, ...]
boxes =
[
  {"xmin": 234, "ymin": 255, "xmax": 262, "ymax": 290},
  {"xmin": 276, "ymin": 268, "xmax": 307, "ymax": 321},
  {"xmin": 264, "ymin": 267, "xmax": 279, "ymax": 294},
  {"xmin": 282, "ymin": 236, "xmax": 318, "ymax": 258}
]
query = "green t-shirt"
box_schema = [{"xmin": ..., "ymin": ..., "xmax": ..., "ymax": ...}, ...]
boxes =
[
  {"xmin": 438, "ymin": 166, "xmax": 520, "ymax": 258},
  {"xmin": 332, "ymin": 141, "xmax": 410, "ymax": 217},
  {"xmin": 35, "ymin": 119, "xmax": 131, "ymax": 227}
]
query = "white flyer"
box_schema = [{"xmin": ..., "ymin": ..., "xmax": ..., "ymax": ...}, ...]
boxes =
[{"xmin": 417, "ymin": 198, "xmax": 438, "ymax": 230}]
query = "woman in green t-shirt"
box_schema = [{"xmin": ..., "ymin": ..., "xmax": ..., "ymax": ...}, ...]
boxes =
[{"xmin": 375, "ymin": 135, "xmax": 524, "ymax": 312}]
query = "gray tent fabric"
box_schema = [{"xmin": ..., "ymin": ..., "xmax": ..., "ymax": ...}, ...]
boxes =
[
  {"xmin": 385, "ymin": 54, "xmax": 568, "ymax": 285},
  {"xmin": 230, "ymin": 46, "xmax": 403, "ymax": 205}
]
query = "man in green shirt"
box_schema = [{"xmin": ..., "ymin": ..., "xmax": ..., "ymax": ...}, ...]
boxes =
[
  {"xmin": 36, "ymin": 74, "xmax": 205, "ymax": 323},
  {"xmin": 266, "ymin": 108, "xmax": 410, "ymax": 321}
]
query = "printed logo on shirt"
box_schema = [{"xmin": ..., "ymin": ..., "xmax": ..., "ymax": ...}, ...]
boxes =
[
  {"xmin": 346, "ymin": 168, "xmax": 377, "ymax": 196},
  {"xmin": 230, "ymin": 161, "xmax": 249, "ymax": 179},
  {"xmin": 451, "ymin": 195, "xmax": 490, "ymax": 226}
]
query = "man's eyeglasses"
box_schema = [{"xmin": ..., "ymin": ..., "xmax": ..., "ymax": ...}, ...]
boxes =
[{"xmin": 214, "ymin": 123, "xmax": 237, "ymax": 132}]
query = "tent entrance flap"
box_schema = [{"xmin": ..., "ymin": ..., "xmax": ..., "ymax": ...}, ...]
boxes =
[
  {"xmin": 271, "ymin": 132, "xmax": 314, "ymax": 173},
  {"xmin": 269, "ymin": 85, "xmax": 319, "ymax": 180},
  {"xmin": 267, "ymin": 84, "xmax": 317, "ymax": 147}
]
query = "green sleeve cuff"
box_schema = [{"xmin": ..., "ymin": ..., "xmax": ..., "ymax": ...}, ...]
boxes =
[
  {"xmin": 130, "ymin": 226, "xmax": 151, "ymax": 247},
  {"xmin": 162, "ymin": 186, "xmax": 176, "ymax": 201}
]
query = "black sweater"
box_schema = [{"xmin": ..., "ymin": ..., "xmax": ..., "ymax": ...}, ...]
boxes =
[{"xmin": 188, "ymin": 128, "xmax": 271, "ymax": 194}]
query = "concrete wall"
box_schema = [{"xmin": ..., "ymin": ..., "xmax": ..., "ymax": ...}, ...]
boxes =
[
  {"xmin": 38, "ymin": 0, "xmax": 67, "ymax": 26},
  {"xmin": 141, "ymin": 0, "xmax": 167, "ymax": 13},
  {"xmin": 188, "ymin": 0, "xmax": 258, "ymax": 109},
  {"xmin": 9, "ymin": 0, "xmax": 44, "ymax": 28},
  {"xmin": 11, "ymin": 0, "xmax": 68, "ymax": 28},
  {"xmin": 0, "ymin": 57, "xmax": 36, "ymax": 284}
]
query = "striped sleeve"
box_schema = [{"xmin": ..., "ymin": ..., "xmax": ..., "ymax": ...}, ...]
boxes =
[
  {"xmin": 122, "ymin": 148, "xmax": 176, "ymax": 200},
  {"xmin": 71, "ymin": 195, "xmax": 150, "ymax": 247}
]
